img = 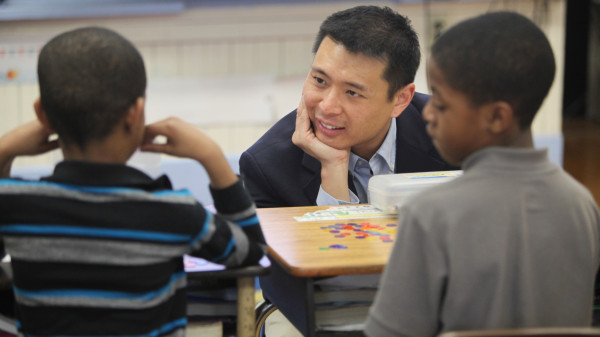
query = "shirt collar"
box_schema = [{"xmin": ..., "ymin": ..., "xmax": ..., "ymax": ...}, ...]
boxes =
[
  {"xmin": 349, "ymin": 119, "xmax": 396, "ymax": 174},
  {"xmin": 42, "ymin": 160, "xmax": 172, "ymax": 191}
]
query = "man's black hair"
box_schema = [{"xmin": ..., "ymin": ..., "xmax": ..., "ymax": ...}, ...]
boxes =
[{"xmin": 313, "ymin": 5, "xmax": 421, "ymax": 100}]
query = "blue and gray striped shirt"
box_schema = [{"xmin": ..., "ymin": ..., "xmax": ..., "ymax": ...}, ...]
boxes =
[{"xmin": 0, "ymin": 160, "xmax": 266, "ymax": 337}]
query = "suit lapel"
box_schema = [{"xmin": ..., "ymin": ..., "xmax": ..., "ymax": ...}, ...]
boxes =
[
  {"xmin": 394, "ymin": 103, "xmax": 450, "ymax": 173},
  {"xmin": 301, "ymin": 152, "xmax": 322, "ymax": 205}
]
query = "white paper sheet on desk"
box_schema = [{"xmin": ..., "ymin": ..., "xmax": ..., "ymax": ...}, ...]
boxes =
[
  {"xmin": 294, "ymin": 204, "xmax": 396, "ymax": 222},
  {"xmin": 184, "ymin": 255, "xmax": 271, "ymax": 272}
]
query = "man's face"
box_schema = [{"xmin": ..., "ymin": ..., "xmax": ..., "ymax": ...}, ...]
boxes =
[{"xmin": 302, "ymin": 36, "xmax": 401, "ymax": 160}]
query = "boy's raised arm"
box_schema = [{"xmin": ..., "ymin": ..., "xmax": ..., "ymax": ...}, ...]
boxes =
[
  {"xmin": 0, "ymin": 120, "xmax": 59, "ymax": 178},
  {"xmin": 141, "ymin": 117, "xmax": 238, "ymax": 189},
  {"xmin": 141, "ymin": 117, "xmax": 266, "ymax": 267}
]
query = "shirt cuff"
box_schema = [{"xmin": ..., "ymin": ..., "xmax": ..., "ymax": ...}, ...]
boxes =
[
  {"xmin": 209, "ymin": 177, "xmax": 253, "ymax": 214},
  {"xmin": 316, "ymin": 185, "xmax": 360, "ymax": 206}
]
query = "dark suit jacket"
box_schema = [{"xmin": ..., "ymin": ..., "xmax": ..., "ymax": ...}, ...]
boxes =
[{"xmin": 239, "ymin": 92, "xmax": 457, "ymax": 208}]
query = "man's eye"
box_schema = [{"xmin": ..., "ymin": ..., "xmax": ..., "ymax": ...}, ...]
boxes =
[
  {"xmin": 434, "ymin": 103, "xmax": 446, "ymax": 111},
  {"xmin": 313, "ymin": 76, "xmax": 325, "ymax": 85},
  {"xmin": 347, "ymin": 90, "xmax": 360, "ymax": 97}
]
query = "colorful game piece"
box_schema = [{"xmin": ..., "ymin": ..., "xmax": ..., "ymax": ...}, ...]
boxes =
[{"xmin": 320, "ymin": 221, "xmax": 396, "ymax": 249}]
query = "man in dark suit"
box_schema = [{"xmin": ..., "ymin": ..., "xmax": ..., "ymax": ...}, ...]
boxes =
[
  {"xmin": 240, "ymin": 6, "xmax": 456, "ymax": 209},
  {"xmin": 241, "ymin": 7, "xmax": 457, "ymax": 334}
]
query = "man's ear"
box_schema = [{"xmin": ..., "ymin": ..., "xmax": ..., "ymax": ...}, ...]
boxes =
[
  {"xmin": 390, "ymin": 83, "xmax": 415, "ymax": 118},
  {"xmin": 124, "ymin": 97, "xmax": 145, "ymax": 134},
  {"xmin": 485, "ymin": 101, "xmax": 514, "ymax": 134},
  {"xmin": 33, "ymin": 98, "xmax": 54, "ymax": 132}
]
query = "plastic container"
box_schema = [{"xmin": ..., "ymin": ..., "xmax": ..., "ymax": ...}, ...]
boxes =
[{"xmin": 368, "ymin": 170, "xmax": 463, "ymax": 213}]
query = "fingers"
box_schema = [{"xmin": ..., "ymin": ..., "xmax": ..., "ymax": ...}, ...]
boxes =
[
  {"xmin": 143, "ymin": 119, "xmax": 170, "ymax": 140},
  {"xmin": 141, "ymin": 129, "xmax": 163, "ymax": 149},
  {"xmin": 41, "ymin": 139, "xmax": 60, "ymax": 153},
  {"xmin": 140, "ymin": 134, "xmax": 164, "ymax": 153},
  {"xmin": 140, "ymin": 119, "xmax": 175, "ymax": 154},
  {"xmin": 293, "ymin": 95, "xmax": 315, "ymax": 150},
  {"xmin": 292, "ymin": 113, "xmax": 306, "ymax": 146},
  {"xmin": 145, "ymin": 117, "xmax": 186, "ymax": 135},
  {"xmin": 297, "ymin": 95, "xmax": 304, "ymax": 116},
  {"xmin": 140, "ymin": 132, "xmax": 171, "ymax": 154},
  {"xmin": 0, "ymin": 120, "xmax": 60, "ymax": 159},
  {"xmin": 139, "ymin": 117, "xmax": 208, "ymax": 160},
  {"xmin": 21, "ymin": 121, "xmax": 57, "ymax": 153},
  {"xmin": 142, "ymin": 117, "xmax": 184, "ymax": 142},
  {"xmin": 139, "ymin": 142, "xmax": 166, "ymax": 154},
  {"xmin": 295, "ymin": 98, "xmax": 311, "ymax": 133}
]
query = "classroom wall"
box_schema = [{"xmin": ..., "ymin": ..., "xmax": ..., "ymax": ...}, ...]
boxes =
[{"xmin": 0, "ymin": 0, "xmax": 566, "ymax": 172}]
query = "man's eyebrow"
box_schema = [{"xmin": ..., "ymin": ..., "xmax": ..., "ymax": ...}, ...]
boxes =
[
  {"xmin": 345, "ymin": 81, "xmax": 367, "ymax": 92},
  {"xmin": 311, "ymin": 67, "xmax": 329, "ymax": 78},
  {"xmin": 311, "ymin": 67, "xmax": 368, "ymax": 92}
]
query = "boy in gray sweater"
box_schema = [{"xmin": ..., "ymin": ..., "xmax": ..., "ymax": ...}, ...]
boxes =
[{"xmin": 365, "ymin": 11, "xmax": 600, "ymax": 337}]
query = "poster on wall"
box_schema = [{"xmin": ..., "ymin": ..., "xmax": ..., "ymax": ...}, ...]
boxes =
[{"xmin": 0, "ymin": 43, "xmax": 40, "ymax": 84}]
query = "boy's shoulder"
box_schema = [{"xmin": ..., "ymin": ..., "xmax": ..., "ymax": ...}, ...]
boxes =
[{"xmin": 402, "ymin": 152, "xmax": 599, "ymax": 230}]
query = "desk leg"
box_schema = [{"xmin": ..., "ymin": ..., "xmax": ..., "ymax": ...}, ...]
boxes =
[
  {"xmin": 259, "ymin": 258, "xmax": 316, "ymax": 337},
  {"xmin": 237, "ymin": 276, "xmax": 255, "ymax": 337}
]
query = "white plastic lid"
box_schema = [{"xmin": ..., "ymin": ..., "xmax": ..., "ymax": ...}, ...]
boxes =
[{"xmin": 369, "ymin": 170, "xmax": 463, "ymax": 194}]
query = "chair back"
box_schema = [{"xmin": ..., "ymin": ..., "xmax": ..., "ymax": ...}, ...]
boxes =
[{"xmin": 437, "ymin": 327, "xmax": 600, "ymax": 337}]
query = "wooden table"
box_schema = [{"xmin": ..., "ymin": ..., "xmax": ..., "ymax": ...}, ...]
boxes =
[{"xmin": 256, "ymin": 205, "xmax": 398, "ymax": 336}]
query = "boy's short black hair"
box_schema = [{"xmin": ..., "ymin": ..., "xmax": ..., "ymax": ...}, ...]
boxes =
[
  {"xmin": 313, "ymin": 5, "xmax": 420, "ymax": 100},
  {"xmin": 431, "ymin": 11, "xmax": 555, "ymax": 129},
  {"xmin": 38, "ymin": 27, "xmax": 146, "ymax": 148}
]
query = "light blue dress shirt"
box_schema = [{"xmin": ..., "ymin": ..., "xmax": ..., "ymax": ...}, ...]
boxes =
[{"xmin": 316, "ymin": 120, "xmax": 396, "ymax": 205}]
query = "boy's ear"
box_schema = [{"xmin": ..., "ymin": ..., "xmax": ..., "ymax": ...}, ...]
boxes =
[
  {"xmin": 390, "ymin": 83, "xmax": 415, "ymax": 118},
  {"xmin": 33, "ymin": 98, "xmax": 54, "ymax": 132},
  {"xmin": 485, "ymin": 101, "xmax": 515, "ymax": 134},
  {"xmin": 124, "ymin": 97, "xmax": 145, "ymax": 134}
]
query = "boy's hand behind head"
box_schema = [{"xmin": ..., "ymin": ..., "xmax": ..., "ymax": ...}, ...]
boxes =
[
  {"xmin": 141, "ymin": 117, "xmax": 237, "ymax": 189},
  {"xmin": 0, "ymin": 120, "xmax": 59, "ymax": 177},
  {"xmin": 141, "ymin": 117, "xmax": 218, "ymax": 161}
]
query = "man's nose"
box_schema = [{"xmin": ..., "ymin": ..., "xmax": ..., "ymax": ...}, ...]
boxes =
[{"xmin": 319, "ymin": 88, "xmax": 343, "ymax": 115}]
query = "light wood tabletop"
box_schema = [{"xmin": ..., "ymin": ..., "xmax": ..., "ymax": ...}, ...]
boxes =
[{"xmin": 256, "ymin": 205, "xmax": 399, "ymax": 278}]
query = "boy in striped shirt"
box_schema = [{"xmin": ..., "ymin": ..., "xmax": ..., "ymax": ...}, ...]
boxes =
[{"xmin": 0, "ymin": 26, "xmax": 265, "ymax": 337}]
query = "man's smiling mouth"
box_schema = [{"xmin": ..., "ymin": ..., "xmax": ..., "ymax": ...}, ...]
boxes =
[{"xmin": 320, "ymin": 121, "xmax": 343, "ymax": 130}]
